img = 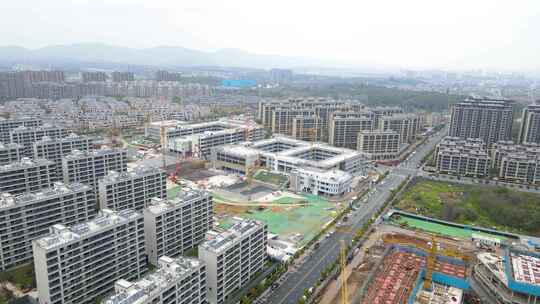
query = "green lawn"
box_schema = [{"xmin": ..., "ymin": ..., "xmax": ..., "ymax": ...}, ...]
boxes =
[
  {"xmin": 218, "ymin": 194, "xmax": 336, "ymax": 246},
  {"xmin": 253, "ymin": 171, "xmax": 288, "ymax": 187},
  {"xmin": 0, "ymin": 264, "xmax": 35, "ymax": 290},
  {"xmin": 394, "ymin": 216, "xmax": 506, "ymax": 241},
  {"xmin": 395, "ymin": 178, "xmax": 540, "ymax": 236}
]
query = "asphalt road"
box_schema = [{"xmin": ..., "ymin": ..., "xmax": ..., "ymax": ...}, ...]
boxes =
[
  {"xmin": 263, "ymin": 128, "xmax": 448, "ymax": 304},
  {"xmin": 264, "ymin": 175, "xmax": 405, "ymax": 304}
]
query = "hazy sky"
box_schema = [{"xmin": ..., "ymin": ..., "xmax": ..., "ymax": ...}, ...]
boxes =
[{"xmin": 3, "ymin": 0, "xmax": 540, "ymax": 70}]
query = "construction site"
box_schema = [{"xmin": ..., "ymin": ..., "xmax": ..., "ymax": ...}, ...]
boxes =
[
  {"xmin": 358, "ymin": 233, "xmax": 469, "ymax": 304},
  {"xmin": 319, "ymin": 206, "xmax": 540, "ymax": 304},
  {"xmin": 193, "ymin": 167, "xmax": 339, "ymax": 249}
]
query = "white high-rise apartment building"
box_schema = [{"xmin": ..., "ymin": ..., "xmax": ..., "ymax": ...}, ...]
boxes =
[
  {"xmin": 0, "ymin": 142, "xmax": 23, "ymax": 164},
  {"xmin": 102, "ymin": 256, "xmax": 207, "ymax": 304},
  {"xmin": 0, "ymin": 182, "xmax": 96, "ymax": 271},
  {"xmin": 357, "ymin": 130, "xmax": 400, "ymax": 160},
  {"xmin": 449, "ymin": 97, "xmax": 514, "ymax": 146},
  {"xmin": 33, "ymin": 209, "xmax": 147, "ymax": 304},
  {"xmin": 0, "ymin": 158, "xmax": 57, "ymax": 194},
  {"xmin": 62, "ymin": 149, "xmax": 128, "ymax": 189},
  {"xmin": 0, "ymin": 117, "xmax": 41, "ymax": 143},
  {"xmin": 518, "ymin": 103, "xmax": 540, "ymax": 144},
  {"xmin": 434, "ymin": 137, "xmax": 490, "ymax": 177},
  {"xmin": 33, "ymin": 134, "xmax": 93, "ymax": 165},
  {"xmin": 199, "ymin": 219, "xmax": 267, "ymax": 304},
  {"xmin": 98, "ymin": 166, "xmax": 166, "ymax": 212},
  {"xmin": 378, "ymin": 113, "xmax": 420, "ymax": 144},
  {"xmin": 10, "ymin": 124, "xmax": 69, "ymax": 156},
  {"xmin": 144, "ymin": 189, "xmax": 213, "ymax": 265}
]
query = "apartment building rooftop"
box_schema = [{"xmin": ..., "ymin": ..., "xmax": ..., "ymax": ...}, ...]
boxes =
[
  {"xmin": 104, "ymin": 256, "xmax": 203, "ymax": 304},
  {"xmin": 64, "ymin": 148, "xmax": 125, "ymax": 160},
  {"xmin": 380, "ymin": 113, "xmax": 419, "ymax": 120},
  {"xmin": 359, "ymin": 129, "xmax": 399, "ymax": 135},
  {"xmin": 0, "ymin": 157, "xmax": 54, "ymax": 172},
  {"xmin": 457, "ymin": 97, "xmax": 514, "ymax": 107},
  {"xmin": 146, "ymin": 189, "xmax": 210, "ymax": 215},
  {"xmin": 34, "ymin": 133, "xmax": 90, "ymax": 143},
  {"xmin": 34, "ymin": 209, "xmax": 141, "ymax": 250},
  {"xmin": 100, "ymin": 166, "xmax": 164, "ymax": 184},
  {"xmin": 200, "ymin": 219, "xmax": 263, "ymax": 253},
  {"xmin": 0, "ymin": 182, "xmax": 91, "ymax": 209},
  {"xmin": 10, "ymin": 124, "xmax": 64, "ymax": 133},
  {"xmin": 0, "ymin": 117, "xmax": 40, "ymax": 122}
]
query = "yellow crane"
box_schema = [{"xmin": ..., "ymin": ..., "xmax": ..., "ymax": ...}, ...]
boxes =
[
  {"xmin": 340, "ymin": 240, "xmax": 349, "ymax": 304},
  {"xmin": 245, "ymin": 161, "xmax": 262, "ymax": 188}
]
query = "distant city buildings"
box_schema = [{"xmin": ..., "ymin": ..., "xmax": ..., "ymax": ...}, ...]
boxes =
[
  {"xmin": 111, "ymin": 71, "xmax": 134, "ymax": 82},
  {"xmin": 291, "ymin": 115, "xmax": 323, "ymax": 142},
  {"xmin": 81, "ymin": 71, "xmax": 107, "ymax": 82},
  {"xmin": 258, "ymin": 98, "xmax": 420, "ymax": 156},
  {"xmin": 156, "ymin": 70, "xmax": 182, "ymax": 82},
  {"xmin": 449, "ymin": 97, "xmax": 514, "ymax": 146},
  {"xmin": 518, "ymin": 102, "xmax": 540, "ymax": 145},
  {"xmin": 329, "ymin": 111, "xmax": 375, "ymax": 149},
  {"xmin": 357, "ymin": 130, "xmax": 400, "ymax": 160},
  {"xmin": 0, "ymin": 71, "xmax": 66, "ymax": 98},
  {"xmin": 434, "ymin": 137, "xmax": 490, "ymax": 177},
  {"xmin": 259, "ymin": 98, "xmax": 360, "ymax": 142},
  {"xmin": 378, "ymin": 113, "xmax": 420, "ymax": 144},
  {"xmin": 0, "ymin": 79, "xmax": 212, "ymax": 99},
  {"xmin": 491, "ymin": 141, "xmax": 540, "ymax": 185},
  {"xmin": 434, "ymin": 137, "xmax": 540, "ymax": 184},
  {"xmin": 199, "ymin": 219, "xmax": 267, "ymax": 304},
  {"xmin": 269, "ymin": 68, "xmax": 293, "ymax": 84}
]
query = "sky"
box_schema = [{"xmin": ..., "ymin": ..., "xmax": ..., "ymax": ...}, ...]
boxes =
[{"xmin": 3, "ymin": 0, "xmax": 540, "ymax": 70}]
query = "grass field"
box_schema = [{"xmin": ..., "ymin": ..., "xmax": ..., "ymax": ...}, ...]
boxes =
[
  {"xmin": 0, "ymin": 263, "xmax": 34, "ymax": 290},
  {"xmin": 217, "ymin": 194, "xmax": 337, "ymax": 246},
  {"xmin": 395, "ymin": 178, "xmax": 540, "ymax": 236},
  {"xmin": 393, "ymin": 215, "xmax": 506, "ymax": 241},
  {"xmin": 254, "ymin": 171, "xmax": 289, "ymax": 186}
]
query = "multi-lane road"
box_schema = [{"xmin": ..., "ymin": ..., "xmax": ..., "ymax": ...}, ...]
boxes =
[{"xmin": 262, "ymin": 127, "xmax": 447, "ymax": 304}]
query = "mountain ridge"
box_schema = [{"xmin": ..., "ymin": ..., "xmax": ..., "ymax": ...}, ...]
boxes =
[{"xmin": 0, "ymin": 43, "xmax": 334, "ymax": 69}]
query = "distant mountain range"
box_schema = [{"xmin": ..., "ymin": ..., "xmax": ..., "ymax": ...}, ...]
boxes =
[{"xmin": 0, "ymin": 43, "xmax": 338, "ymax": 69}]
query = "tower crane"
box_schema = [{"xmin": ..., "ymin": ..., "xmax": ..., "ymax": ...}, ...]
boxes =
[
  {"xmin": 340, "ymin": 240, "xmax": 349, "ymax": 304},
  {"xmin": 382, "ymin": 233, "xmax": 470, "ymax": 291}
]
